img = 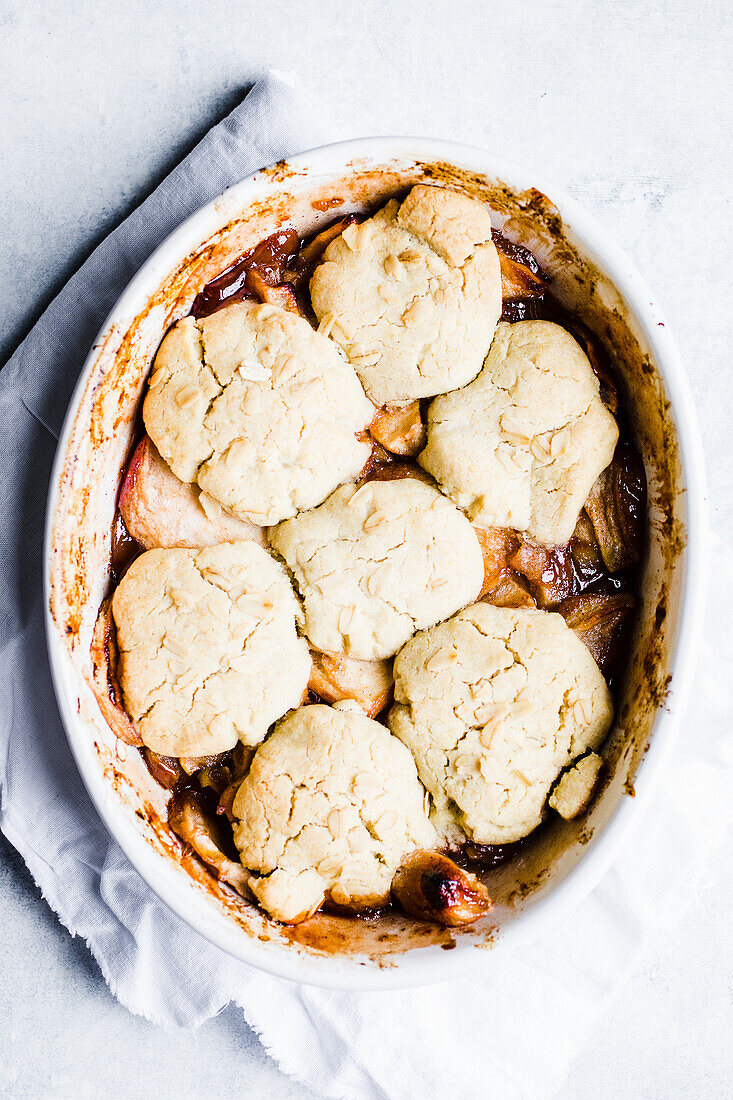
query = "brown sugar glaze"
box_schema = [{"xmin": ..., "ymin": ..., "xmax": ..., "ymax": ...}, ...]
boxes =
[
  {"xmin": 189, "ymin": 229, "xmax": 300, "ymax": 318},
  {"xmin": 108, "ymin": 211, "xmax": 647, "ymax": 907}
]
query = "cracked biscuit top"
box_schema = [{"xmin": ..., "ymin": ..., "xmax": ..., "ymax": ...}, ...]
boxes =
[
  {"xmin": 309, "ymin": 184, "xmax": 502, "ymax": 406},
  {"xmin": 269, "ymin": 478, "xmax": 485, "ymax": 661},
  {"xmin": 419, "ymin": 321, "xmax": 619, "ymax": 545},
  {"xmin": 388, "ymin": 602, "xmax": 613, "ymax": 846},
  {"xmin": 231, "ymin": 704, "xmax": 436, "ymax": 923},
  {"xmin": 142, "ymin": 302, "xmax": 374, "ymax": 526},
  {"xmin": 111, "ymin": 542, "xmax": 311, "ymax": 757}
]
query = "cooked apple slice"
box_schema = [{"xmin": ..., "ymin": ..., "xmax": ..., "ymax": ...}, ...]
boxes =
[
  {"xmin": 168, "ymin": 787, "xmax": 251, "ymax": 896},
  {"xmin": 570, "ymin": 510, "xmax": 607, "ymax": 590},
  {"xmin": 294, "ymin": 214, "xmax": 358, "ymax": 278},
  {"xmin": 359, "ymin": 441, "xmax": 435, "ymax": 487},
  {"xmin": 584, "ymin": 444, "xmax": 646, "ymax": 573},
  {"xmin": 370, "ymin": 402, "xmax": 426, "ymax": 457},
  {"xmin": 491, "ymin": 229, "xmax": 548, "ymax": 298},
  {"xmin": 308, "ymin": 648, "xmax": 393, "ymax": 718},
  {"xmin": 119, "ymin": 436, "xmax": 266, "ymax": 550},
  {"xmin": 391, "ymin": 851, "xmax": 492, "ymax": 926},
  {"xmin": 549, "ymin": 752, "xmax": 603, "ymax": 819},
  {"xmin": 557, "ymin": 590, "xmax": 635, "ymax": 672},
  {"xmin": 141, "ymin": 749, "xmax": 182, "ymax": 788},
  {"xmin": 191, "ymin": 229, "xmax": 300, "ymax": 318},
  {"xmin": 473, "ymin": 525, "xmax": 519, "ymax": 597},
  {"xmin": 89, "ymin": 599, "xmax": 141, "ymax": 747},
  {"xmin": 214, "ymin": 747, "xmax": 258, "ymax": 822},
  {"xmin": 509, "ymin": 536, "xmax": 576, "ymax": 608},
  {"xmin": 142, "ymin": 744, "xmax": 234, "ymax": 790},
  {"xmin": 244, "ymin": 269, "xmax": 301, "ymax": 314},
  {"xmin": 178, "ymin": 754, "xmax": 228, "ymax": 777}
]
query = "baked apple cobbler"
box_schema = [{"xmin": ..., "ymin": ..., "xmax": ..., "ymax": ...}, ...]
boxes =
[{"xmin": 91, "ymin": 184, "xmax": 646, "ymax": 928}]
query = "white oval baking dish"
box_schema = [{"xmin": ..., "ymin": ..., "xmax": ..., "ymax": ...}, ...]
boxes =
[{"xmin": 44, "ymin": 138, "xmax": 706, "ymax": 988}]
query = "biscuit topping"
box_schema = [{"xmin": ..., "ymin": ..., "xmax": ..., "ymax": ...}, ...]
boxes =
[
  {"xmin": 143, "ymin": 301, "xmax": 374, "ymax": 526},
  {"xmin": 270, "ymin": 479, "xmax": 484, "ymax": 661},
  {"xmin": 419, "ymin": 321, "xmax": 619, "ymax": 545},
  {"xmin": 309, "ymin": 184, "xmax": 502, "ymax": 405}
]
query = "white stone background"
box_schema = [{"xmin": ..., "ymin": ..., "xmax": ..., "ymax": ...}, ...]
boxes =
[{"xmin": 1, "ymin": 0, "xmax": 731, "ymax": 1097}]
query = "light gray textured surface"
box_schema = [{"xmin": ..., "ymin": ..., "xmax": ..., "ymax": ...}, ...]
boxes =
[{"xmin": 2, "ymin": 1, "xmax": 732, "ymax": 1097}]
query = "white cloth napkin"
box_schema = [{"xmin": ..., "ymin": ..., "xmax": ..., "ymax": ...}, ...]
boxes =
[{"xmin": 1, "ymin": 69, "xmax": 731, "ymax": 1100}]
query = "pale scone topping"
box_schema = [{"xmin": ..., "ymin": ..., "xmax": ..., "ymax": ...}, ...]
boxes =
[
  {"xmin": 270, "ymin": 478, "xmax": 485, "ymax": 661},
  {"xmin": 143, "ymin": 301, "xmax": 374, "ymax": 526},
  {"xmin": 309, "ymin": 184, "xmax": 502, "ymax": 405},
  {"xmin": 419, "ymin": 320, "xmax": 619, "ymax": 545},
  {"xmin": 111, "ymin": 542, "xmax": 311, "ymax": 756},
  {"xmin": 388, "ymin": 603, "xmax": 613, "ymax": 846},
  {"xmin": 231, "ymin": 705, "xmax": 436, "ymax": 923}
]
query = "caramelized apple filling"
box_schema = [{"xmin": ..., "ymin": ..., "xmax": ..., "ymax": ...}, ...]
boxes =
[
  {"xmin": 391, "ymin": 851, "xmax": 492, "ymax": 926},
  {"xmin": 509, "ymin": 537, "xmax": 576, "ymax": 607},
  {"xmin": 492, "ymin": 228, "xmax": 549, "ymax": 322},
  {"xmin": 473, "ymin": 525, "xmax": 518, "ymax": 597},
  {"xmin": 481, "ymin": 573, "xmax": 537, "ymax": 610},
  {"xmin": 242, "ymin": 268, "xmax": 300, "ymax": 314},
  {"xmin": 168, "ymin": 787, "xmax": 251, "ymax": 896},
  {"xmin": 585, "ymin": 443, "xmax": 646, "ymax": 572},
  {"xmin": 141, "ymin": 749, "xmax": 181, "ymax": 790},
  {"xmin": 492, "ymin": 229, "xmax": 549, "ymax": 298},
  {"xmin": 308, "ymin": 649, "xmax": 394, "ymax": 719},
  {"xmin": 289, "ymin": 214, "xmax": 359, "ymax": 280},
  {"xmin": 369, "ymin": 402, "xmax": 426, "ymax": 457},
  {"xmin": 190, "ymin": 228, "xmax": 300, "ymax": 318},
  {"xmin": 89, "ymin": 599, "xmax": 141, "ymax": 748},
  {"xmin": 99, "ymin": 204, "xmax": 646, "ymax": 928},
  {"xmin": 557, "ymin": 591, "xmax": 635, "ymax": 674}
]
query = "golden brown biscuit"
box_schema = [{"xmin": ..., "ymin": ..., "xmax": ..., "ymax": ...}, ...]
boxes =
[
  {"xmin": 309, "ymin": 185, "xmax": 502, "ymax": 405},
  {"xmin": 420, "ymin": 321, "xmax": 619, "ymax": 545},
  {"xmin": 111, "ymin": 542, "xmax": 310, "ymax": 756},
  {"xmin": 270, "ymin": 479, "xmax": 484, "ymax": 661}
]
